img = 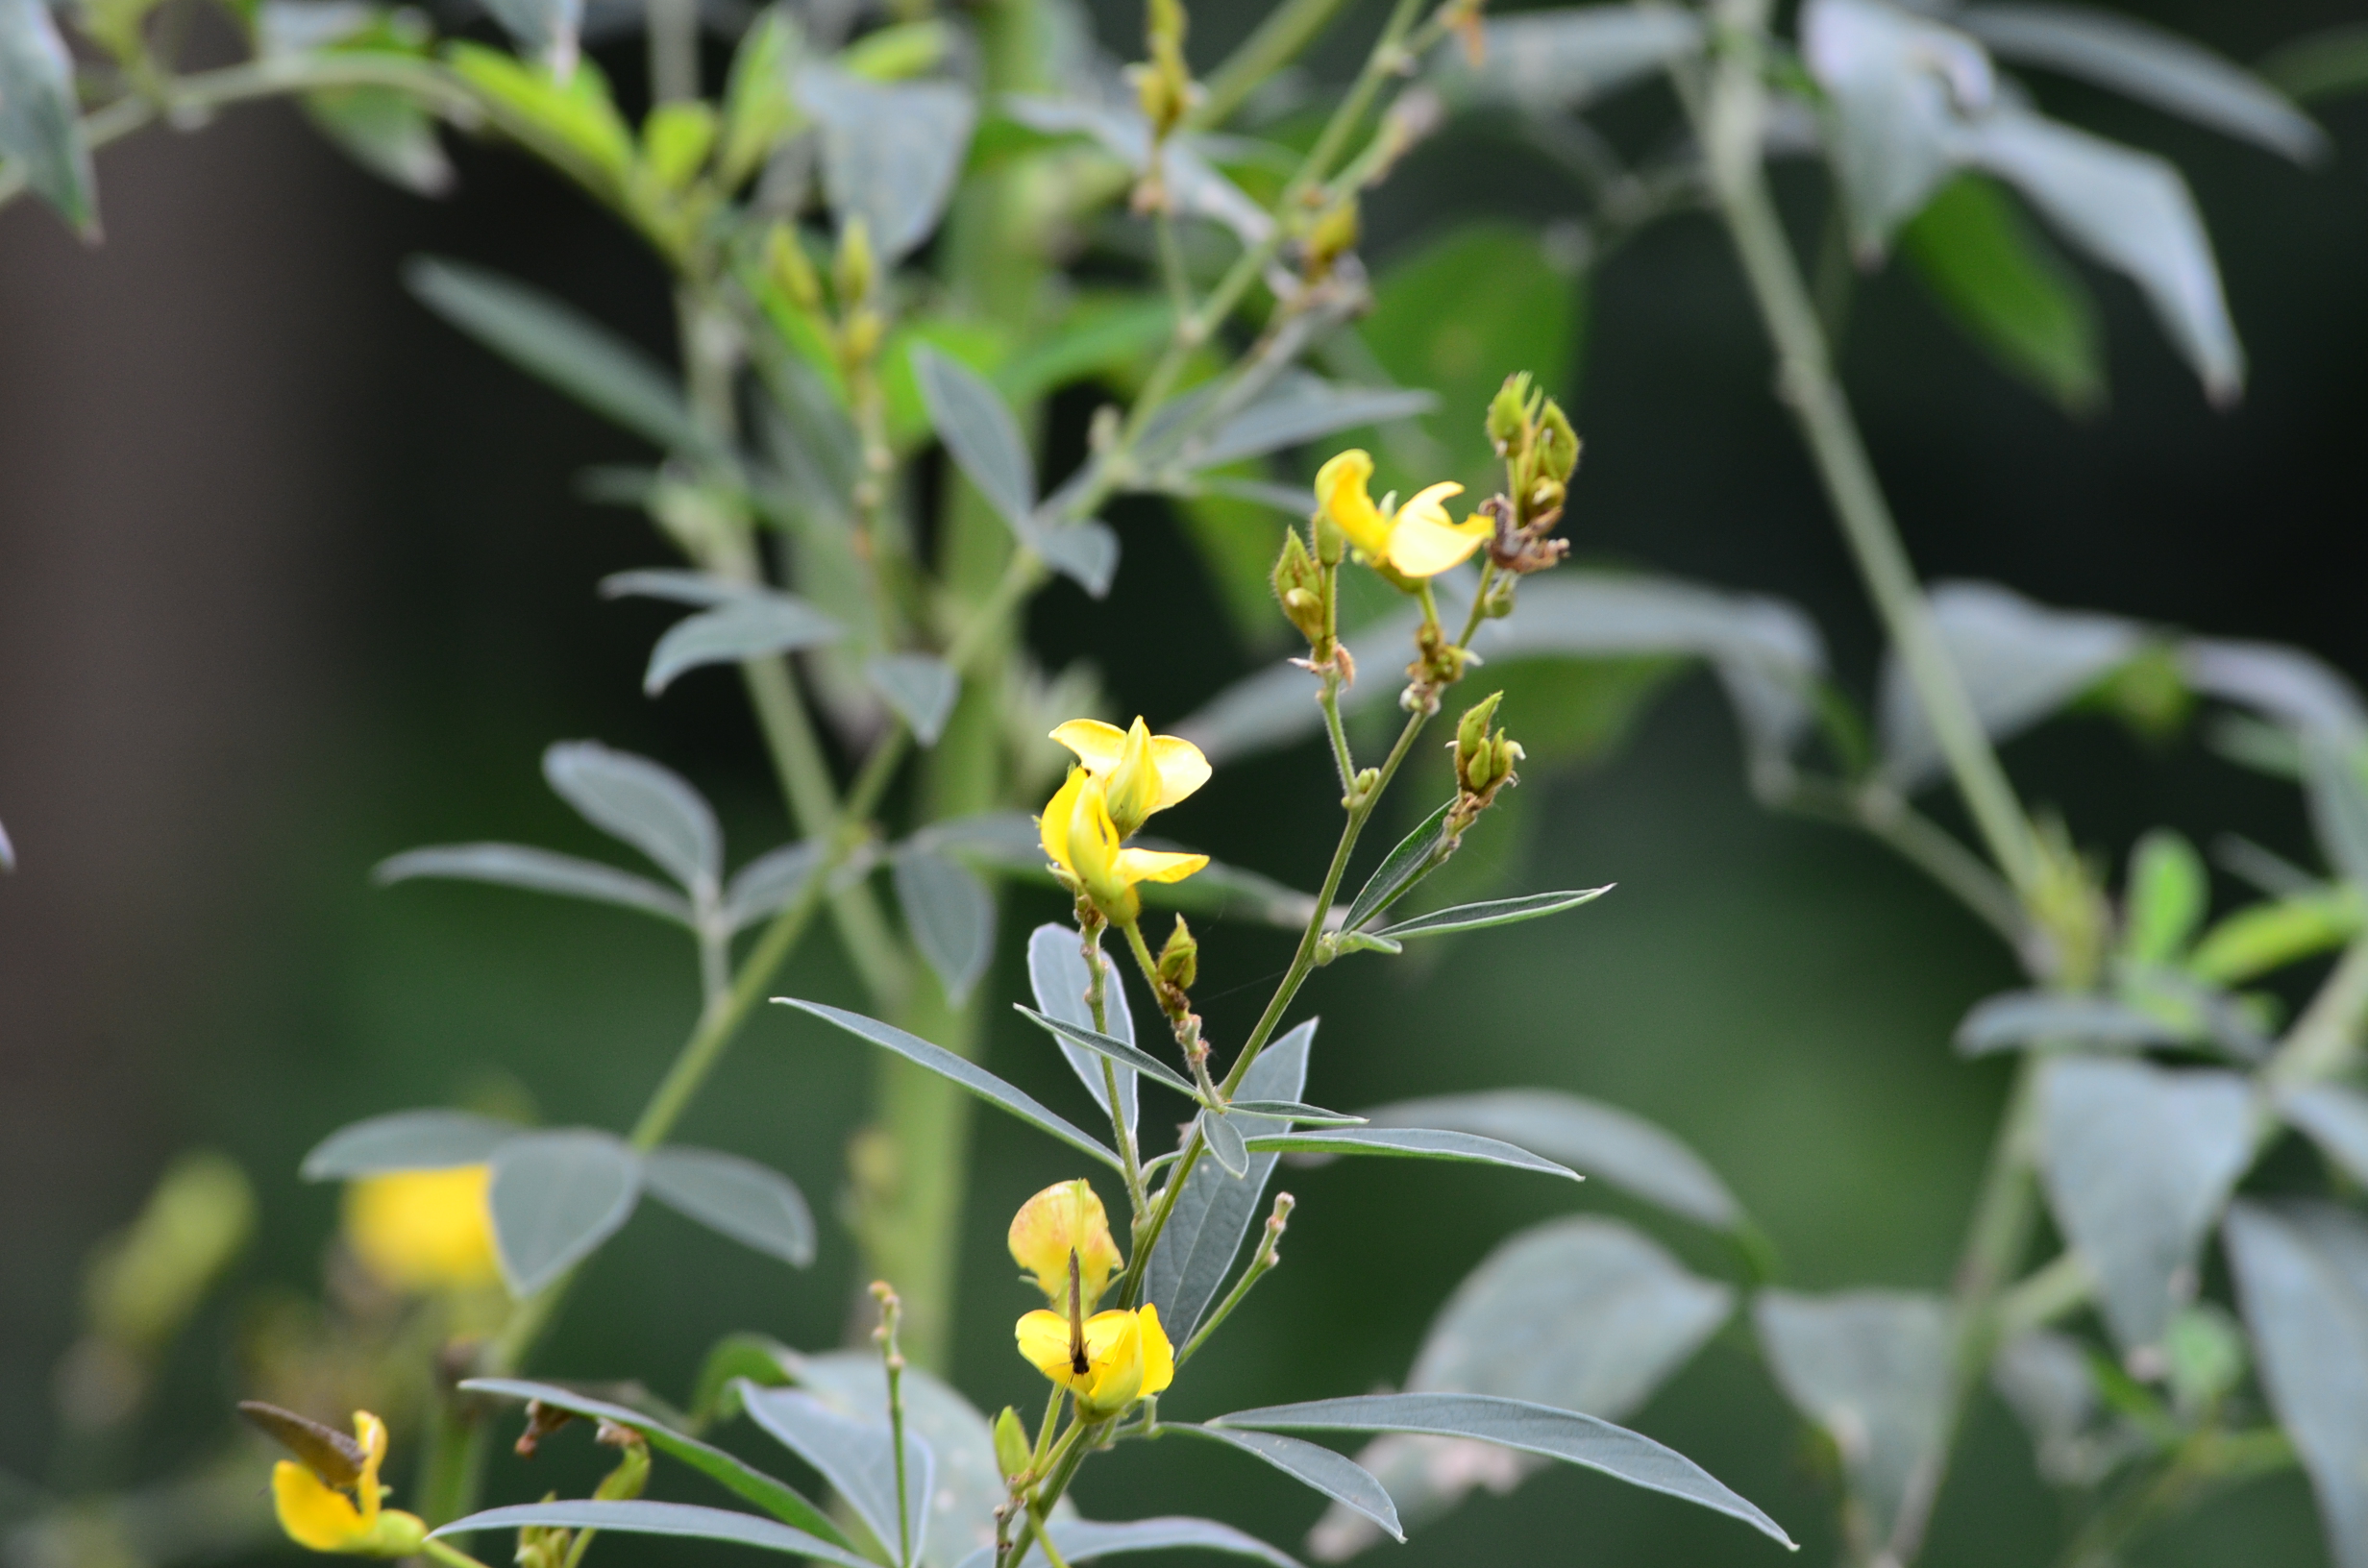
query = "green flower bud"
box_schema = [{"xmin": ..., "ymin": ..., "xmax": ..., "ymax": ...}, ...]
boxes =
[
  {"xmin": 1313, "ymin": 511, "xmax": 1346, "ymax": 568},
  {"xmin": 1455, "ymin": 691, "xmax": 1503, "ymax": 781},
  {"xmin": 1486, "ymin": 373, "xmax": 1531, "ymax": 454},
  {"xmin": 1270, "ymin": 529, "xmax": 1325, "ymax": 643},
  {"xmin": 834, "ymin": 216, "xmax": 876, "ymax": 308},
  {"xmin": 765, "ymin": 223, "xmax": 825, "ymax": 313},
  {"xmin": 1537, "ymin": 396, "xmax": 1580, "ymax": 482},
  {"xmin": 643, "ymin": 101, "xmax": 719, "ymax": 189},
  {"xmin": 1157, "ymin": 915, "xmax": 1198, "ymax": 993},
  {"xmin": 593, "ymin": 1426, "xmax": 652, "ymax": 1501},
  {"xmin": 993, "ymin": 1407, "xmax": 1031, "ymax": 1480}
]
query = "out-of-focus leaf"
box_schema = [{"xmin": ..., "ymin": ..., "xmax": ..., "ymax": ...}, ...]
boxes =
[
  {"xmin": 487, "ymin": 1129, "xmax": 643, "ymax": 1295},
  {"xmin": 717, "ymin": 9, "xmax": 803, "ymax": 188},
  {"xmin": 1880, "ymin": 581, "xmax": 2145, "ymax": 788},
  {"xmin": 1431, "ymin": 7, "xmax": 1703, "ymax": 114},
  {"xmin": 726, "ymin": 842, "xmax": 821, "ymax": 932},
  {"xmin": 1803, "ymin": 0, "xmax": 1995, "ymax": 255},
  {"xmin": 1960, "ymin": 101, "xmax": 2243, "ymax": 404},
  {"xmin": 2124, "ymin": 828, "xmax": 2208, "ymax": 964},
  {"xmin": 0, "ymin": 0, "xmax": 97, "ymax": 237},
  {"xmin": 0, "ymin": 814, "xmax": 12, "ymax": 870},
  {"xmin": 1160, "ymin": 373, "xmax": 1437, "ymax": 473},
  {"xmin": 2188, "ymin": 887, "xmax": 2361, "ymax": 984},
  {"xmin": 447, "ymin": 46, "xmax": 633, "ymax": 191},
  {"xmin": 1344, "ymin": 801, "xmax": 1455, "ymax": 934},
  {"xmin": 1953, "ymin": 990, "xmax": 2185, "ymax": 1055},
  {"xmin": 997, "ymin": 294, "xmax": 1173, "ymax": 409},
  {"xmin": 460, "ymin": 1379, "xmax": 851, "ymax": 1546},
  {"xmin": 1201, "ymin": 1107, "xmax": 1251, "ymax": 1177},
  {"xmin": 407, "ymin": 255, "xmax": 698, "ymax": 452},
  {"xmin": 1026, "ymin": 924, "xmax": 1139, "ymax": 1141},
  {"xmin": 646, "ymin": 593, "xmax": 844, "ymax": 696},
  {"xmin": 1212, "ymin": 1393, "xmax": 1791, "ymax": 1548},
  {"xmin": 1755, "ymin": 1289, "xmax": 1951, "ymax": 1543},
  {"xmin": 2282, "ymin": 1085, "xmax": 2368, "ymax": 1190},
  {"xmin": 2181, "ymin": 635, "xmax": 2368, "ymax": 745},
  {"xmin": 999, "ymin": 95, "xmax": 1270, "ymax": 245},
  {"xmin": 1989, "ymin": 1330, "xmax": 2108, "ymax": 1487},
  {"xmin": 2223, "ymin": 1202, "xmax": 2368, "ymax": 1568},
  {"xmin": 987, "ymin": 1517, "xmax": 1298, "ymax": 1568},
  {"xmin": 301, "ymin": 1110, "xmax": 520, "ymax": 1180},
  {"xmin": 1169, "ymin": 1428, "xmax": 1400, "ymax": 1543},
  {"xmin": 2036, "ymin": 1056, "xmax": 2253, "ymax": 1350},
  {"xmin": 478, "ymin": 0, "xmax": 580, "ymax": 74},
  {"xmin": 303, "ymin": 81, "xmax": 455, "ymax": 197},
  {"xmin": 1016, "ymin": 1007, "xmax": 1196, "ymax": 1100},
  {"xmin": 1376, "ymin": 888, "xmax": 1613, "ymax": 941},
  {"xmin": 1144, "ymin": 1023, "xmax": 1311, "ymax": 1344},
  {"xmin": 374, "ymin": 844, "xmax": 696, "ymax": 925},
  {"xmin": 1311, "ymin": 1216, "xmax": 1730, "ymax": 1556},
  {"xmin": 1957, "ymin": 3, "xmax": 2325, "ymax": 163},
  {"xmin": 1900, "ymin": 174, "xmax": 2103, "ymax": 413},
  {"xmin": 1033, "ymin": 519, "xmax": 1122, "ymax": 600},
  {"xmin": 894, "ymin": 850, "xmax": 996, "ymax": 1004},
  {"xmin": 777, "ymin": 999, "xmax": 1123, "ymax": 1171},
  {"xmin": 1248, "ymin": 1127, "xmax": 1579, "ymax": 1180},
  {"xmin": 1359, "ymin": 1090, "xmax": 1739, "ymax": 1230},
  {"xmin": 739, "ymin": 1384, "xmax": 933, "ymax": 1565},
  {"xmin": 798, "ymin": 66, "xmax": 974, "ymax": 262},
  {"xmin": 602, "ymin": 568, "xmax": 744, "ymax": 606},
  {"xmin": 869, "ymin": 654, "xmax": 960, "ymax": 746},
  {"xmin": 544, "ymin": 741, "xmax": 722, "ymax": 895},
  {"xmin": 435, "ymin": 1502, "xmax": 872, "ymax": 1568},
  {"xmin": 642, "ymin": 1146, "xmax": 815, "ymax": 1267},
  {"xmin": 786, "ymin": 1351, "xmax": 1004, "ymax": 1568},
  {"xmin": 2304, "ymin": 736, "xmax": 2368, "ymax": 887},
  {"xmin": 911, "ymin": 344, "xmax": 1034, "ymax": 528},
  {"xmin": 2261, "ymin": 23, "xmax": 2368, "ymax": 106}
]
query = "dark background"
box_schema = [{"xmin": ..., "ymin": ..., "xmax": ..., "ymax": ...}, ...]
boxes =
[{"xmin": 2, "ymin": 1, "xmax": 2364, "ymax": 1564}]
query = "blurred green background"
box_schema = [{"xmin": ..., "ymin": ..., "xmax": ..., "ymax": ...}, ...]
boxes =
[{"xmin": 2, "ymin": 1, "xmax": 2365, "ymax": 1564}]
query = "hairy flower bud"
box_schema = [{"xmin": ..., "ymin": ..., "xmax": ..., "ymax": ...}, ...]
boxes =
[
  {"xmin": 1157, "ymin": 916, "xmax": 1198, "ymax": 994},
  {"xmin": 993, "ymin": 1407, "xmax": 1031, "ymax": 1480},
  {"xmin": 1270, "ymin": 528, "xmax": 1325, "ymax": 644},
  {"xmin": 1486, "ymin": 373, "xmax": 1531, "ymax": 454},
  {"xmin": 1537, "ymin": 396, "xmax": 1580, "ymax": 482},
  {"xmin": 1454, "ymin": 691, "xmax": 1521, "ymax": 805}
]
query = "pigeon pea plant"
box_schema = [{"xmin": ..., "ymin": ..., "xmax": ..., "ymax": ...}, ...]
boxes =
[{"xmin": 10, "ymin": 0, "xmax": 2368, "ymax": 1565}]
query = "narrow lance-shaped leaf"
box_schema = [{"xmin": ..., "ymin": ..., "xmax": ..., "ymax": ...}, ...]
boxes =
[
  {"xmin": 777, "ymin": 999, "xmax": 1123, "ymax": 1171},
  {"xmin": 435, "ymin": 1501, "xmax": 873, "ymax": 1568},
  {"xmin": 1026, "ymin": 923, "xmax": 1138, "ymax": 1141},
  {"xmin": 1212, "ymin": 1393, "xmax": 1791, "ymax": 1548},
  {"xmin": 1899, "ymin": 173, "xmax": 2104, "ymax": 414},
  {"xmin": 1375, "ymin": 888, "xmax": 1613, "ymax": 941},
  {"xmin": 1016, "ymin": 1007, "xmax": 1197, "ymax": 1099},
  {"xmin": 643, "ymin": 1146, "xmax": 816, "ymax": 1267},
  {"xmin": 373, "ymin": 844, "xmax": 695, "ymax": 926},
  {"xmin": 406, "ymin": 258, "xmax": 703, "ymax": 453},
  {"xmin": 302, "ymin": 1110, "xmax": 521, "ymax": 1180},
  {"xmin": 1953, "ymin": 990, "xmax": 2186, "ymax": 1055},
  {"xmin": 1166, "ymin": 1427, "xmax": 1401, "ymax": 1543},
  {"xmin": 911, "ymin": 344, "xmax": 1034, "ymax": 530},
  {"xmin": 458, "ymin": 1379, "xmax": 855, "ymax": 1550},
  {"xmin": 1246, "ymin": 1127, "xmax": 1578, "ymax": 1181},
  {"xmin": 486, "ymin": 1129, "xmax": 643, "ymax": 1296},
  {"xmin": 1344, "ymin": 801, "xmax": 1455, "ymax": 933},
  {"xmin": 738, "ymin": 1384, "xmax": 934, "ymax": 1566}
]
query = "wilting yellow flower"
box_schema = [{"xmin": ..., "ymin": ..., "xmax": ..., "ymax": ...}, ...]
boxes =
[
  {"xmin": 270, "ymin": 1410, "xmax": 427, "ymax": 1556},
  {"xmin": 1316, "ymin": 449, "xmax": 1492, "ymax": 579},
  {"xmin": 1009, "ymin": 1179, "xmax": 1123, "ymax": 1310},
  {"xmin": 1015, "ymin": 1303, "xmax": 1174, "ymax": 1418},
  {"xmin": 343, "ymin": 1167, "xmax": 502, "ymax": 1293},
  {"xmin": 1049, "ymin": 718, "xmax": 1211, "ymax": 837}
]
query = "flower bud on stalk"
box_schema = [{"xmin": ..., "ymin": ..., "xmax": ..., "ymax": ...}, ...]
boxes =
[
  {"xmin": 833, "ymin": 215, "xmax": 876, "ymax": 307},
  {"xmin": 764, "ymin": 223, "xmax": 824, "ymax": 313},
  {"xmin": 1271, "ymin": 528, "xmax": 1326, "ymax": 647},
  {"xmin": 593, "ymin": 1424, "xmax": 652, "ymax": 1501},
  {"xmin": 1452, "ymin": 691, "xmax": 1523, "ymax": 817},
  {"xmin": 993, "ymin": 1407, "xmax": 1031, "ymax": 1481}
]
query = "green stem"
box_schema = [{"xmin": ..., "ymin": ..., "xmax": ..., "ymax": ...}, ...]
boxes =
[
  {"xmin": 1191, "ymin": 0, "xmax": 1362, "ymax": 130},
  {"xmin": 415, "ymin": 1397, "xmax": 492, "ymax": 1528},
  {"xmin": 1083, "ymin": 933, "xmax": 1149, "ymax": 1216},
  {"xmin": 2264, "ymin": 932, "xmax": 2368, "ymax": 1090},
  {"xmin": 424, "ymin": 1539, "xmax": 498, "ymax": 1568}
]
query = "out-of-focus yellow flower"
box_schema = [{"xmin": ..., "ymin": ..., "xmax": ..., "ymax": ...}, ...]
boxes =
[
  {"xmin": 1049, "ymin": 718, "xmax": 1210, "ymax": 837},
  {"xmin": 343, "ymin": 1167, "xmax": 502, "ymax": 1293},
  {"xmin": 1316, "ymin": 449, "xmax": 1491, "ymax": 579},
  {"xmin": 1008, "ymin": 1180, "xmax": 1123, "ymax": 1310},
  {"xmin": 1015, "ymin": 1303, "xmax": 1173, "ymax": 1418},
  {"xmin": 268, "ymin": 1410, "xmax": 427, "ymax": 1556}
]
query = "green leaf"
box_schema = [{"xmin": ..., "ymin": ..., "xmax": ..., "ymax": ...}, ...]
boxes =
[
  {"xmin": 435, "ymin": 1501, "xmax": 873, "ymax": 1568},
  {"xmin": 2188, "ymin": 889, "xmax": 2362, "ymax": 984},
  {"xmin": 2282, "ymin": 1085, "xmax": 2368, "ymax": 1189},
  {"xmin": 895, "ymin": 850, "xmax": 996, "ymax": 1005},
  {"xmin": 1224, "ymin": 1101, "xmax": 1364, "ymax": 1125},
  {"xmin": 1953, "ymin": 990, "xmax": 2186, "ymax": 1055},
  {"xmin": 477, "ymin": 0, "xmax": 580, "ymax": 75},
  {"xmin": 1956, "ymin": 4, "xmax": 2324, "ymax": 164},
  {"xmin": 1377, "ymin": 887, "xmax": 1612, "ymax": 941},
  {"xmin": 910, "ymin": 343, "xmax": 1035, "ymax": 528},
  {"xmin": 1802, "ymin": 0, "xmax": 1989, "ymax": 255},
  {"xmin": 1033, "ymin": 521, "xmax": 1121, "ymax": 600},
  {"xmin": 869, "ymin": 654, "xmax": 960, "ymax": 746},
  {"xmin": 0, "ymin": 0, "xmax": 96, "ymax": 237},
  {"xmin": 717, "ymin": 8, "xmax": 804, "ymax": 187},
  {"xmin": 787, "ymin": 1350, "xmax": 1007, "ymax": 1568},
  {"xmin": 1356, "ymin": 1090, "xmax": 1739, "ymax": 1229},
  {"xmin": 997, "ymin": 295, "xmax": 1174, "ymax": 407},
  {"xmin": 2305, "ymin": 735, "xmax": 2368, "ymax": 888},
  {"xmin": 2036, "ymin": 1057, "xmax": 2254, "ymax": 1350},
  {"xmin": 1900, "ymin": 175, "xmax": 2105, "ymax": 415},
  {"xmin": 2223, "ymin": 1202, "xmax": 2368, "ymax": 1568},
  {"xmin": 302, "ymin": 81, "xmax": 454, "ymax": 197},
  {"xmin": 2261, "ymin": 23, "xmax": 2368, "ymax": 105},
  {"xmin": 1212, "ymin": 1393, "xmax": 1790, "ymax": 1548},
  {"xmin": 726, "ymin": 842, "xmax": 823, "ymax": 933},
  {"xmin": 643, "ymin": 1146, "xmax": 816, "ymax": 1267},
  {"xmin": 1201, "ymin": 1108, "xmax": 1251, "ymax": 1177},
  {"xmin": 777, "ymin": 999, "xmax": 1123, "ymax": 1171},
  {"xmin": 1431, "ymin": 8, "xmax": 1703, "ymax": 115},
  {"xmin": 543, "ymin": 741, "xmax": 722, "ymax": 895},
  {"xmin": 647, "ymin": 594, "xmax": 844, "ymax": 696},
  {"xmin": 1002, "ymin": 1518, "xmax": 1299, "ymax": 1568},
  {"xmin": 374, "ymin": 844, "xmax": 696, "ymax": 925},
  {"xmin": 1165, "ymin": 373, "xmax": 1436, "ymax": 472},
  {"xmin": 1344, "ymin": 800, "xmax": 1454, "ymax": 934},
  {"xmin": 1026, "ymin": 924, "xmax": 1138, "ymax": 1140},
  {"xmin": 486, "ymin": 1129, "xmax": 643, "ymax": 1295},
  {"xmin": 1015, "ymin": 1006, "xmax": 1197, "ymax": 1099},
  {"xmin": 1164, "ymin": 1428, "xmax": 1401, "ymax": 1543},
  {"xmin": 458, "ymin": 1378, "xmax": 852, "ymax": 1549},
  {"xmin": 797, "ymin": 67, "xmax": 975, "ymax": 262},
  {"xmin": 739, "ymin": 1384, "xmax": 933, "ymax": 1566},
  {"xmin": 1754, "ymin": 1289, "xmax": 1952, "ymax": 1545},
  {"xmin": 407, "ymin": 253, "xmax": 697, "ymax": 451},
  {"xmin": 300, "ymin": 1110, "xmax": 520, "ymax": 1180},
  {"xmin": 1243, "ymin": 1128, "xmax": 1577, "ymax": 1181},
  {"xmin": 1143, "ymin": 1023, "xmax": 1310, "ymax": 1344},
  {"xmin": 2124, "ymin": 828, "xmax": 2208, "ymax": 964}
]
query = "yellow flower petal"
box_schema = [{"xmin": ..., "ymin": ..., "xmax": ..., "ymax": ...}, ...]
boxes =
[
  {"xmin": 1040, "ymin": 767, "xmax": 1088, "ymax": 871},
  {"xmin": 1145, "ymin": 736, "xmax": 1211, "ymax": 812},
  {"xmin": 1384, "ymin": 509, "xmax": 1492, "ymax": 578},
  {"xmin": 1135, "ymin": 1303, "xmax": 1175, "ymax": 1399},
  {"xmin": 1101, "ymin": 719, "xmax": 1161, "ymax": 836},
  {"xmin": 1064, "ymin": 775, "xmax": 1128, "ymax": 907},
  {"xmin": 343, "ymin": 1169, "xmax": 500, "ymax": 1293},
  {"xmin": 1048, "ymin": 720, "xmax": 1127, "ymax": 775},
  {"xmin": 273, "ymin": 1460, "xmax": 369, "ymax": 1553},
  {"xmin": 1315, "ymin": 450, "xmax": 1392, "ymax": 559},
  {"xmin": 1016, "ymin": 1309, "xmax": 1076, "ymax": 1381},
  {"xmin": 1007, "ymin": 1180, "xmax": 1122, "ymax": 1309},
  {"xmin": 1113, "ymin": 848, "xmax": 1207, "ymax": 886},
  {"xmin": 1014, "ymin": 1306, "xmax": 1173, "ymax": 1417}
]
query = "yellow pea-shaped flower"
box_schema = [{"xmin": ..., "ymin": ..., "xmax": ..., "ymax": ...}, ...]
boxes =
[{"xmin": 1315, "ymin": 449, "xmax": 1492, "ymax": 580}]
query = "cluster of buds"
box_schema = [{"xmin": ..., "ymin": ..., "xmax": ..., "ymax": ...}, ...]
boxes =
[
  {"xmin": 1270, "ymin": 513, "xmax": 1352, "ymax": 682},
  {"xmin": 1450, "ymin": 691, "xmax": 1523, "ymax": 825},
  {"xmin": 1482, "ymin": 373, "xmax": 1580, "ymax": 576},
  {"xmin": 765, "ymin": 216, "xmax": 884, "ymax": 384},
  {"xmin": 1126, "ymin": 0, "xmax": 1200, "ymax": 211},
  {"xmin": 517, "ymin": 1422, "xmax": 652, "ymax": 1568}
]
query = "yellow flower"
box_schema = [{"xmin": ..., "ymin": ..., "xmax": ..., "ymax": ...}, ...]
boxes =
[
  {"xmin": 269, "ymin": 1410, "xmax": 428, "ymax": 1556},
  {"xmin": 1315, "ymin": 449, "xmax": 1492, "ymax": 579},
  {"xmin": 1008, "ymin": 1179, "xmax": 1123, "ymax": 1310},
  {"xmin": 343, "ymin": 1166, "xmax": 502, "ymax": 1293},
  {"xmin": 1040, "ymin": 770, "xmax": 1208, "ymax": 920},
  {"xmin": 1015, "ymin": 1303, "xmax": 1174, "ymax": 1418},
  {"xmin": 1048, "ymin": 717, "xmax": 1211, "ymax": 837}
]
